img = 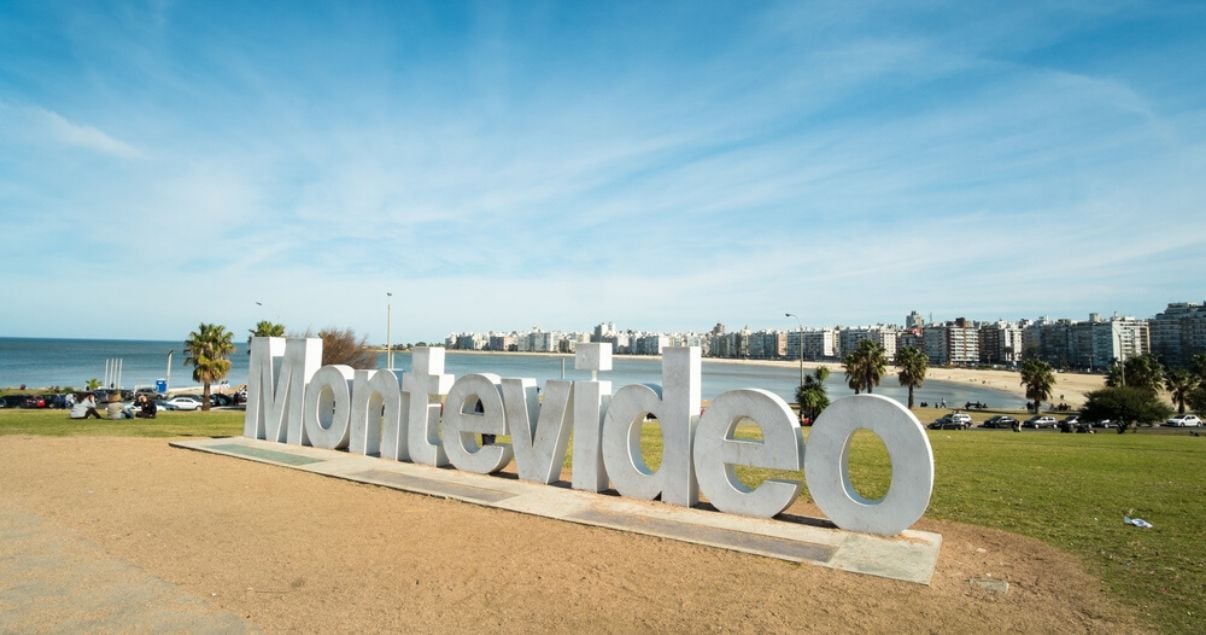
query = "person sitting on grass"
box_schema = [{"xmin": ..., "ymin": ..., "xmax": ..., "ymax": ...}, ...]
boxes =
[
  {"xmin": 135, "ymin": 394, "xmax": 157, "ymax": 419},
  {"xmin": 69, "ymin": 393, "xmax": 102, "ymax": 420}
]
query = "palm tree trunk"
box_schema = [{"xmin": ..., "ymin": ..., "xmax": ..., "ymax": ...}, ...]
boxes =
[
  {"xmin": 907, "ymin": 385, "xmax": 914, "ymax": 409},
  {"xmin": 203, "ymin": 382, "xmax": 211, "ymax": 412}
]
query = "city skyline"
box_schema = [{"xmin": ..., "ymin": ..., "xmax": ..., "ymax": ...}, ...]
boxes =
[{"xmin": 2, "ymin": 2, "xmax": 1204, "ymax": 342}]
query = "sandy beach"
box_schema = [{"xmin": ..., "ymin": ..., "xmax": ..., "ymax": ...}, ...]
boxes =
[{"xmin": 448, "ymin": 350, "xmax": 1107, "ymax": 407}]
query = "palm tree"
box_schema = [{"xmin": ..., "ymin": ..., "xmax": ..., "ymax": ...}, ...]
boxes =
[
  {"xmin": 248, "ymin": 321, "xmax": 286, "ymax": 354},
  {"xmin": 1123, "ymin": 354, "xmax": 1165, "ymax": 395},
  {"xmin": 1164, "ymin": 369, "xmax": 1199, "ymax": 415},
  {"xmin": 894, "ymin": 346, "xmax": 928, "ymax": 408},
  {"xmin": 795, "ymin": 367, "xmax": 830, "ymax": 421},
  {"xmin": 1190, "ymin": 353, "xmax": 1206, "ymax": 381},
  {"xmin": 1020, "ymin": 357, "xmax": 1056, "ymax": 414},
  {"xmin": 249, "ymin": 320, "xmax": 285, "ymax": 338},
  {"xmin": 843, "ymin": 351, "xmax": 864, "ymax": 395},
  {"xmin": 1105, "ymin": 359, "xmax": 1126, "ymax": 388},
  {"xmin": 844, "ymin": 339, "xmax": 887, "ymax": 395},
  {"xmin": 185, "ymin": 323, "xmax": 236, "ymax": 412},
  {"xmin": 85, "ymin": 378, "xmax": 102, "ymax": 391}
]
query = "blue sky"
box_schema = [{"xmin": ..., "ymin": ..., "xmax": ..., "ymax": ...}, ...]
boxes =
[{"xmin": 2, "ymin": 1, "xmax": 1204, "ymax": 342}]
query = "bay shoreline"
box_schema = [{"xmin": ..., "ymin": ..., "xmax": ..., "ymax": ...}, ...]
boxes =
[{"xmin": 441, "ymin": 349, "xmax": 1106, "ymax": 406}]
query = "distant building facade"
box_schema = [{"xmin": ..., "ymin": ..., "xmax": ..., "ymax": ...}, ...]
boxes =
[{"xmin": 1150, "ymin": 302, "xmax": 1206, "ymax": 368}]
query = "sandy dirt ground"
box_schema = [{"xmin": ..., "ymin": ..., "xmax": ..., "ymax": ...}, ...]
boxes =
[{"xmin": 0, "ymin": 436, "xmax": 1142, "ymax": 633}]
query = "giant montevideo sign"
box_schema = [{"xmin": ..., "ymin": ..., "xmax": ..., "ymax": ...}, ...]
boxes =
[{"xmin": 244, "ymin": 338, "xmax": 934, "ymax": 535}]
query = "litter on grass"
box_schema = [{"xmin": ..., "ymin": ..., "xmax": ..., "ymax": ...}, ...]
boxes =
[{"xmin": 1123, "ymin": 515, "xmax": 1153, "ymax": 529}]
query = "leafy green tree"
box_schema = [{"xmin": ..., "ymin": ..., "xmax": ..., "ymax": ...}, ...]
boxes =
[
  {"xmin": 184, "ymin": 323, "xmax": 236, "ymax": 412},
  {"xmin": 85, "ymin": 378, "xmax": 102, "ymax": 391},
  {"xmin": 1082, "ymin": 386, "xmax": 1173, "ymax": 429},
  {"xmin": 1020, "ymin": 357, "xmax": 1055, "ymax": 414},
  {"xmin": 894, "ymin": 346, "xmax": 928, "ymax": 408},
  {"xmin": 1164, "ymin": 369, "xmax": 1199, "ymax": 415},
  {"xmin": 843, "ymin": 339, "xmax": 887, "ymax": 395},
  {"xmin": 795, "ymin": 367, "xmax": 830, "ymax": 421}
]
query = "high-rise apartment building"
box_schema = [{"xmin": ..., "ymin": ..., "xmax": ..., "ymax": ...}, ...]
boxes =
[
  {"xmin": 1151, "ymin": 302, "xmax": 1206, "ymax": 368},
  {"xmin": 977, "ymin": 321, "xmax": 1023, "ymax": 364},
  {"xmin": 922, "ymin": 318, "xmax": 979, "ymax": 365}
]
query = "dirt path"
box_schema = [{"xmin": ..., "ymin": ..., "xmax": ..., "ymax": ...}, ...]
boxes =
[{"xmin": 0, "ymin": 436, "xmax": 1142, "ymax": 633}]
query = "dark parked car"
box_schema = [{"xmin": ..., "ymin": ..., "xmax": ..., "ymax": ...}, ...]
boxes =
[
  {"xmin": 982, "ymin": 415, "xmax": 1018, "ymax": 429},
  {"xmin": 3, "ymin": 394, "xmax": 36, "ymax": 408},
  {"xmin": 0, "ymin": 395, "xmax": 29, "ymax": 409}
]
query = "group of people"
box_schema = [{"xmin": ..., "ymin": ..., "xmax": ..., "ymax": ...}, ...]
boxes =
[{"xmin": 68, "ymin": 392, "xmax": 157, "ymax": 420}]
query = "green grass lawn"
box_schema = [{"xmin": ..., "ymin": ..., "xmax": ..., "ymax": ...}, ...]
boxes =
[
  {"xmin": 0, "ymin": 408, "xmax": 244, "ymax": 438},
  {"xmin": 2, "ymin": 407, "xmax": 1202, "ymax": 631}
]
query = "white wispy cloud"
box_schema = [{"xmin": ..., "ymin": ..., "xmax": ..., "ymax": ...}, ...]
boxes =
[
  {"xmin": 33, "ymin": 107, "xmax": 144, "ymax": 159},
  {"xmin": 0, "ymin": 1, "xmax": 1202, "ymax": 340}
]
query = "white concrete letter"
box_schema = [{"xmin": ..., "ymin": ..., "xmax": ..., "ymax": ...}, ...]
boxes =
[
  {"xmin": 693, "ymin": 389, "xmax": 803, "ymax": 518},
  {"xmin": 303, "ymin": 365, "xmax": 354, "ymax": 450},
  {"xmin": 244, "ymin": 336, "xmax": 321, "ymax": 445},
  {"xmin": 444, "ymin": 373, "xmax": 511, "ymax": 474},
  {"xmin": 349, "ymin": 369, "xmax": 404, "ymax": 458},
  {"xmin": 502, "ymin": 378, "xmax": 573, "ymax": 484},
  {"xmin": 804, "ymin": 394, "xmax": 934, "ymax": 535},
  {"xmin": 403, "ymin": 347, "xmax": 455, "ymax": 467},
  {"xmin": 572, "ymin": 344, "xmax": 612, "ymax": 492},
  {"xmin": 602, "ymin": 347, "xmax": 701, "ymax": 506}
]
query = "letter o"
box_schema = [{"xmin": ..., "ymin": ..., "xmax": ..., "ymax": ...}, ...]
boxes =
[
  {"xmin": 303, "ymin": 365, "xmax": 354, "ymax": 450},
  {"xmin": 804, "ymin": 394, "xmax": 933, "ymax": 535}
]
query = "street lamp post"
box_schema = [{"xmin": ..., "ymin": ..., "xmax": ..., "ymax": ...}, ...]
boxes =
[
  {"xmin": 785, "ymin": 312, "xmax": 804, "ymax": 386},
  {"xmin": 165, "ymin": 350, "xmax": 173, "ymax": 391},
  {"xmin": 386, "ymin": 292, "xmax": 393, "ymax": 370}
]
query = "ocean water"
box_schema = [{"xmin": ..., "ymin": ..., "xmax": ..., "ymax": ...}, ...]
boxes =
[{"xmin": 0, "ymin": 337, "xmax": 1026, "ymax": 408}]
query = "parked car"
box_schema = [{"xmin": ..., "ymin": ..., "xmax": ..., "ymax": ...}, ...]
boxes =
[
  {"xmin": 4, "ymin": 394, "xmax": 37, "ymax": 408},
  {"xmin": 161, "ymin": 396, "xmax": 203, "ymax": 411},
  {"xmin": 1092, "ymin": 419, "xmax": 1119, "ymax": 429},
  {"xmin": 1060, "ymin": 414, "xmax": 1080, "ymax": 425},
  {"xmin": 929, "ymin": 413, "xmax": 972, "ymax": 430},
  {"xmin": 982, "ymin": 415, "xmax": 1018, "ymax": 429},
  {"xmin": 1163, "ymin": 414, "xmax": 1202, "ymax": 427},
  {"xmin": 1023, "ymin": 415, "xmax": 1058, "ymax": 429}
]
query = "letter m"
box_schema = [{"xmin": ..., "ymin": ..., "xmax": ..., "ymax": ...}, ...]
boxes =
[{"xmin": 244, "ymin": 337, "xmax": 322, "ymax": 444}]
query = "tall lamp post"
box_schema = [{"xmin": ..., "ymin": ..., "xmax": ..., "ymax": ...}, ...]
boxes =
[
  {"xmin": 785, "ymin": 312, "xmax": 804, "ymax": 386},
  {"xmin": 165, "ymin": 349, "xmax": 173, "ymax": 392},
  {"xmin": 386, "ymin": 292, "xmax": 394, "ymax": 370}
]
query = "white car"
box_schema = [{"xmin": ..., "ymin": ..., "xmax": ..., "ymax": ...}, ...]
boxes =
[
  {"xmin": 161, "ymin": 396, "xmax": 203, "ymax": 411},
  {"xmin": 1163, "ymin": 414, "xmax": 1201, "ymax": 427}
]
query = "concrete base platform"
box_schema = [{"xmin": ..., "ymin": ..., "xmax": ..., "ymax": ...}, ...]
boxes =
[{"xmin": 170, "ymin": 437, "xmax": 942, "ymax": 585}]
